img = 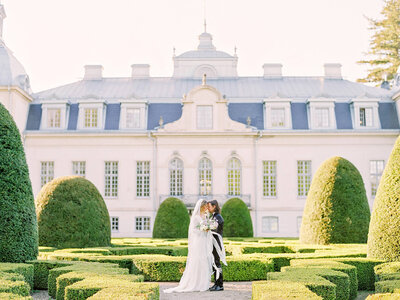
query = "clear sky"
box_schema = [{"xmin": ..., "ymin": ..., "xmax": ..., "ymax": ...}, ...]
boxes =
[{"xmin": 2, "ymin": 0, "xmax": 384, "ymax": 92}]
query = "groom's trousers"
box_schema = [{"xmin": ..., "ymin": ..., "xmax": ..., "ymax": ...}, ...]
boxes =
[{"xmin": 212, "ymin": 237, "xmax": 223, "ymax": 287}]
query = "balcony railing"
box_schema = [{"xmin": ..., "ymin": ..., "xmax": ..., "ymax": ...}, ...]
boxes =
[{"xmin": 159, "ymin": 194, "xmax": 251, "ymax": 209}]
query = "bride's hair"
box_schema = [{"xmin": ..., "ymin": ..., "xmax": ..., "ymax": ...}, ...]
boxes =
[{"xmin": 200, "ymin": 199, "xmax": 208, "ymax": 210}]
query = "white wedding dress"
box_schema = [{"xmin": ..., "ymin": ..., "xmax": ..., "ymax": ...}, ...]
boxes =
[{"xmin": 164, "ymin": 200, "xmax": 214, "ymax": 293}]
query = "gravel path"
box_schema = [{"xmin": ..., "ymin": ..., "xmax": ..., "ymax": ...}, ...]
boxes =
[
  {"xmin": 159, "ymin": 282, "xmax": 252, "ymax": 300},
  {"xmin": 32, "ymin": 290, "xmax": 52, "ymax": 300}
]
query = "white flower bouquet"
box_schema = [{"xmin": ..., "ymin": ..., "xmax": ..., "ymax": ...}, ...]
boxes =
[{"xmin": 198, "ymin": 213, "xmax": 218, "ymax": 232}]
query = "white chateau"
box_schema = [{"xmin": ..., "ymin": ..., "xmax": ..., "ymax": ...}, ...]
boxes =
[{"xmin": 1, "ymin": 3, "xmax": 400, "ymax": 237}]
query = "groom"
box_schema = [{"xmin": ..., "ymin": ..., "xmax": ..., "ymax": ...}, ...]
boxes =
[{"xmin": 207, "ymin": 200, "xmax": 224, "ymax": 291}]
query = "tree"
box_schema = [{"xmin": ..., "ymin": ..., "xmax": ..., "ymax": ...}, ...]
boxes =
[
  {"xmin": 153, "ymin": 197, "xmax": 190, "ymax": 238},
  {"xmin": 36, "ymin": 176, "xmax": 111, "ymax": 248},
  {"xmin": 0, "ymin": 103, "xmax": 38, "ymax": 262},
  {"xmin": 368, "ymin": 136, "xmax": 400, "ymax": 261},
  {"xmin": 357, "ymin": 0, "xmax": 400, "ymax": 85},
  {"xmin": 221, "ymin": 198, "xmax": 253, "ymax": 237},
  {"xmin": 300, "ymin": 156, "xmax": 370, "ymax": 244}
]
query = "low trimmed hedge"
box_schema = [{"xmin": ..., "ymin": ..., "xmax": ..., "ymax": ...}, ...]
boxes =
[
  {"xmin": 252, "ymin": 280, "xmax": 322, "ymax": 299},
  {"xmin": 366, "ymin": 294, "xmax": 400, "ymax": 299},
  {"xmin": 0, "ymin": 263, "xmax": 34, "ymax": 298},
  {"xmin": 0, "ymin": 293, "xmax": 32, "ymax": 300},
  {"xmin": 0, "ymin": 264, "xmax": 34, "ymax": 291},
  {"xmin": 87, "ymin": 284, "xmax": 159, "ymax": 299},
  {"xmin": 375, "ymin": 280, "xmax": 400, "ymax": 293}
]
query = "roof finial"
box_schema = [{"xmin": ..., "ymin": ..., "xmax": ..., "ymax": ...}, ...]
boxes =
[
  {"xmin": 203, "ymin": 0, "xmax": 207, "ymax": 32},
  {"xmin": 173, "ymin": 46, "xmax": 176, "ymax": 57},
  {"xmin": 234, "ymin": 45, "xmax": 237, "ymax": 56},
  {"xmin": 202, "ymin": 73, "xmax": 207, "ymax": 85}
]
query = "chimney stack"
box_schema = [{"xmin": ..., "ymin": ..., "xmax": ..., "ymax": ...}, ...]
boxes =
[
  {"xmin": 324, "ymin": 63, "xmax": 342, "ymax": 79},
  {"xmin": 83, "ymin": 65, "xmax": 103, "ymax": 80},
  {"xmin": 131, "ymin": 64, "xmax": 150, "ymax": 78},
  {"xmin": 263, "ymin": 63, "xmax": 282, "ymax": 78}
]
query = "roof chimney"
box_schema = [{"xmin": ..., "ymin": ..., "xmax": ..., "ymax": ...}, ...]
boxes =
[
  {"xmin": 263, "ymin": 63, "xmax": 282, "ymax": 78},
  {"xmin": 83, "ymin": 65, "xmax": 103, "ymax": 80},
  {"xmin": 324, "ymin": 63, "xmax": 342, "ymax": 79},
  {"xmin": 131, "ymin": 64, "xmax": 150, "ymax": 78}
]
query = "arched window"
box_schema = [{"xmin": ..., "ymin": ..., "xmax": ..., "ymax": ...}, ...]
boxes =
[
  {"xmin": 227, "ymin": 158, "xmax": 241, "ymax": 196},
  {"xmin": 169, "ymin": 158, "xmax": 183, "ymax": 196},
  {"xmin": 199, "ymin": 158, "xmax": 212, "ymax": 196}
]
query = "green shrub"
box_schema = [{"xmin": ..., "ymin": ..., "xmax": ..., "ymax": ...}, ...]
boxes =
[
  {"xmin": 375, "ymin": 280, "xmax": 400, "ymax": 293},
  {"xmin": 87, "ymin": 284, "xmax": 159, "ymax": 300},
  {"xmin": 0, "ymin": 293, "xmax": 32, "ymax": 300},
  {"xmin": 252, "ymin": 281, "xmax": 322, "ymax": 300},
  {"xmin": 36, "ymin": 176, "xmax": 111, "ymax": 248},
  {"xmin": 152, "ymin": 197, "xmax": 190, "ymax": 238},
  {"xmin": 0, "ymin": 103, "xmax": 38, "ymax": 263},
  {"xmin": 367, "ymin": 294, "xmax": 400, "ymax": 299},
  {"xmin": 27, "ymin": 260, "xmax": 74, "ymax": 290},
  {"xmin": 300, "ymin": 156, "xmax": 370, "ymax": 244},
  {"xmin": 221, "ymin": 198, "xmax": 253, "ymax": 237},
  {"xmin": 375, "ymin": 262, "xmax": 400, "ymax": 283},
  {"xmin": 368, "ymin": 136, "xmax": 400, "ymax": 261},
  {"xmin": 0, "ymin": 264, "xmax": 34, "ymax": 291}
]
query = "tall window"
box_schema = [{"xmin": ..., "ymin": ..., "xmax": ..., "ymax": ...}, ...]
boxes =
[
  {"xmin": 228, "ymin": 158, "xmax": 241, "ymax": 196},
  {"xmin": 370, "ymin": 160, "xmax": 384, "ymax": 197},
  {"xmin": 271, "ymin": 108, "xmax": 285, "ymax": 128},
  {"xmin": 137, "ymin": 161, "xmax": 150, "ymax": 197},
  {"xmin": 262, "ymin": 216, "xmax": 279, "ymax": 233},
  {"xmin": 105, "ymin": 161, "xmax": 118, "ymax": 198},
  {"xmin": 111, "ymin": 217, "xmax": 119, "ymax": 232},
  {"xmin": 135, "ymin": 217, "xmax": 150, "ymax": 232},
  {"xmin": 169, "ymin": 158, "xmax": 183, "ymax": 196},
  {"xmin": 126, "ymin": 108, "xmax": 141, "ymax": 129},
  {"xmin": 315, "ymin": 108, "xmax": 330, "ymax": 128},
  {"xmin": 40, "ymin": 161, "xmax": 54, "ymax": 187},
  {"xmin": 360, "ymin": 107, "xmax": 373, "ymax": 127},
  {"xmin": 197, "ymin": 105, "xmax": 213, "ymax": 129},
  {"xmin": 263, "ymin": 161, "xmax": 277, "ymax": 197},
  {"xmin": 72, "ymin": 161, "xmax": 86, "ymax": 178},
  {"xmin": 297, "ymin": 160, "xmax": 311, "ymax": 197},
  {"xmin": 199, "ymin": 158, "xmax": 212, "ymax": 196},
  {"xmin": 84, "ymin": 108, "xmax": 98, "ymax": 128},
  {"xmin": 47, "ymin": 109, "xmax": 61, "ymax": 128}
]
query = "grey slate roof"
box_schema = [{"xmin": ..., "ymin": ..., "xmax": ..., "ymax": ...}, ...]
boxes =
[
  {"xmin": 291, "ymin": 103, "xmax": 309, "ymax": 130},
  {"xmin": 228, "ymin": 103, "xmax": 264, "ymax": 129},
  {"xmin": 104, "ymin": 103, "xmax": 121, "ymax": 130},
  {"xmin": 147, "ymin": 103, "xmax": 182, "ymax": 130},
  {"xmin": 335, "ymin": 103, "xmax": 353, "ymax": 129},
  {"xmin": 379, "ymin": 102, "xmax": 400, "ymax": 129}
]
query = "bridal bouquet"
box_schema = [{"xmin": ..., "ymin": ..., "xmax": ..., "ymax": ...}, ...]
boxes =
[{"xmin": 198, "ymin": 213, "xmax": 218, "ymax": 232}]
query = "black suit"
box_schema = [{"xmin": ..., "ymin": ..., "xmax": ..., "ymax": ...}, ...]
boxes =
[{"xmin": 211, "ymin": 212, "xmax": 224, "ymax": 287}]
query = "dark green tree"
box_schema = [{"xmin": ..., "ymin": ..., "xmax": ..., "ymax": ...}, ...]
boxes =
[
  {"xmin": 358, "ymin": 0, "xmax": 400, "ymax": 84},
  {"xmin": 0, "ymin": 103, "xmax": 38, "ymax": 262},
  {"xmin": 36, "ymin": 176, "xmax": 111, "ymax": 248},
  {"xmin": 153, "ymin": 197, "xmax": 190, "ymax": 238},
  {"xmin": 368, "ymin": 136, "xmax": 400, "ymax": 261},
  {"xmin": 221, "ymin": 198, "xmax": 253, "ymax": 237},
  {"xmin": 300, "ymin": 156, "xmax": 370, "ymax": 244}
]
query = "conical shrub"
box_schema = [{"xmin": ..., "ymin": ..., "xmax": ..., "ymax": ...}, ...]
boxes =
[
  {"xmin": 221, "ymin": 198, "xmax": 253, "ymax": 237},
  {"xmin": 368, "ymin": 136, "xmax": 400, "ymax": 261},
  {"xmin": 153, "ymin": 197, "xmax": 190, "ymax": 238},
  {"xmin": 36, "ymin": 176, "xmax": 111, "ymax": 248},
  {"xmin": 0, "ymin": 103, "xmax": 38, "ymax": 262},
  {"xmin": 300, "ymin": 156, "xmax": 370, "ymax": 244}
]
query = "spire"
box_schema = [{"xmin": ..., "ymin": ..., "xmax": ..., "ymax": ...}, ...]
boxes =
[{"xmin": 0, "ymin": 2, "xmax": 6, "ymax": 40}]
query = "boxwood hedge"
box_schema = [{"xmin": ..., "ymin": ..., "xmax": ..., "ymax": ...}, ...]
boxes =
[{"xmin": 221, "ymin": 198, "xmax": 253, "ymax": 237}]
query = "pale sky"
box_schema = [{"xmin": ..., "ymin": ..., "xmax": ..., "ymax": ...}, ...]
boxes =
[{"xmin": 2, "ymin": 0, "xmax": 384, "ymax": 92}]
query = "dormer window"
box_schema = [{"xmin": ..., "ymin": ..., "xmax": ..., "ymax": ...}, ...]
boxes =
[
  {"xmin": 41, "ymin": 100, "xmax": 69, "ymax": 130},
  {"xmin": 271, "ymin": 108, "xmax": 285, "ymax": 128},
  {"xmin": 308, "ymin": 98, "xmax": 335, "ymax": 129},
  {"xmin": 315, "ymin": 108, "xmax": 330, "ymax": 128},
  {"xmin": 120, "ymin": 100, "xmax": 147, "ymax": 130},
  {"xmin": 264, "ymin": 99, "xmax": 292, "ymax": 130},
  {"xmin": 197, "ymin": 105, "xmax": 213, "ymax": 129},
  {"xmin": 359, "ymin": 107, "xmax": 373, "ymax": 127},
  {"xmin": 77, "ymin": 99, "xmax": 105, "ymax": 130},
  {"xmin": 47, "ymin": 109, "xmax": 61, "ymax": 128},
  {"xmin": 84, "ymin": 108, "xmax": 98, "ymax": 128},
  {"xmin": 126, "ymin": 108, "xmax": 141, "ymax": 129},
  {"xmin": 352, "ymin": 99, "xmax": 379, "ymax": 129}
]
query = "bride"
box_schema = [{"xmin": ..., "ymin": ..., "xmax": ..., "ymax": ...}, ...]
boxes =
[{"xmin": 164, "ymin": 199, "xmax": 214, "ymax": 293}]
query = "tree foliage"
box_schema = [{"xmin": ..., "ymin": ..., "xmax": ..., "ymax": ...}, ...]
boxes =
[
  {"xmin": 152, "ymin": 197, "xmax": 190, "ymax": 238},
  {"xmin": 0, "ymin": 103, "xmax": 38, "ymax": 262},
  {"xmin": 221, "ymin": 198, "xmax": 253, "ymax": 237},
  {"xmin": 300, "ymin": 156, "xmax": 370, "ymax": 244},
  {"xmin": 358, "ymin": 0, "xmax": 400, "ymax": 84},
  {"xmin": 36, "ymin": 176, "xmax": 111, "ymax": 248},
  {"xmin": 368, "ymin": 136, "xmax": 400, "ymax": 261}
]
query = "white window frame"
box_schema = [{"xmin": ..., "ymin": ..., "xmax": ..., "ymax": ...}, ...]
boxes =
[
  {"xmin": 297, "ymin": 160, "xmax": 311, "ymax": 198},
  {"xmin": 72, "ymin": 161, "xmax": 86, "ymax": 178},
  {"xmin": 196, "ymin": 105, "xmax": 213, "ymax": 129},
  {"xmin": 135, "ymin": 216, "xmax": 151, "ymax": 232},
  {"xmin": 264, "ymin": 99, "xmax": 292, "ymax": 130},
  {"xmin": 105, "ymin": 161, "xmax": 118, "ymax": 198},
  {"xmin": 41, "ymin": 100, "xmax": 69, "ymax": 130},
  {"xmin": 308, "ymin": 98, "xmax": 336, "ymax": 130},
  {"xmin": 370, "ymin": 160, "xmax": 384, "ymax": 197},
  {"xmin": 77, "ymin": 99, "xmax": 105, "ymax": 130},
  {"xmin": 40, "ymin": 161, "xmax": 54, "ymax": 187},
  {"xmin": 227, "ymin": 157, "xmax": 241, "ymax": 196},
  {"xmin": 137, "ymin": 161, "xmax": 150, "ymax": 198},
  {"xmin": 263, "ymin": 160, "xmax": 277, "ymax": 198},
  {"xmin": 120, "ymin": 100, "xmax": 147, "ymax": 130},
  {"xmin": 169, "ymin": 158, "xmax": 183, "ymax": 196},
  {"xmin": 351, "ymin": 99, "xmax": 380, "ymax": 129},
  {"xmin": 199, "ymin": 157, "xmax": 213, "ymax": 196},
  {"xmin": 111, "ymin": 216, "xmax": 119, "ymax": 232},
  {"xmin": 262, "ymin": 216, "xmax": 279, "ymax": 233}
]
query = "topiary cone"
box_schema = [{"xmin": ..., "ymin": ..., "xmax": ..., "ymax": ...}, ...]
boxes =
[
  {"xmin": 0, "ymin": 103, "xmax": 38, "ymax": 262},
  {"xmin": 300, "ymin": 156, "xmax": 370, "ymax": 244},
  {"xmin": 153, "ymin": 197, "xmax": 190, "ymax": 238},
  {"xmin": 36, "ymin": 176, "xmax": 111, "ymax": 248},
  {"xmin": 221, "ymin": 197, "xmax": 253, "ymax": 237},
  {"xmin": 368, "ymin": 136, "xmax": 400, "ymax": 261}
]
